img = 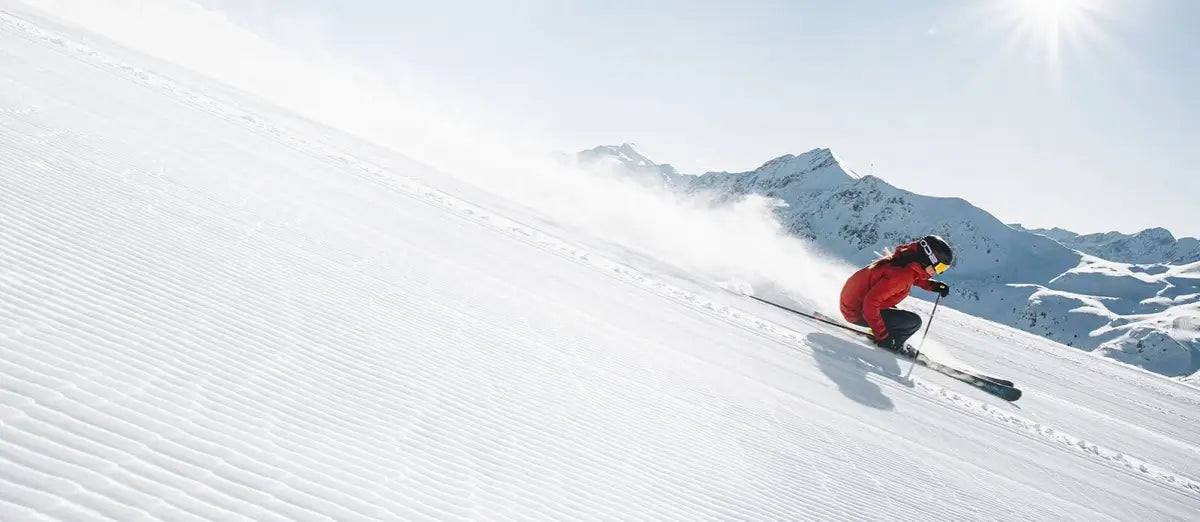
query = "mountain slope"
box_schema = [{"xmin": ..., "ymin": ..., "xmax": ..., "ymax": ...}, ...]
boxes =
[
  {"xmin": 2, "ymin": 7, "xmax": 1199, "ymax": 521},
  {"xmin": 579, "ymin": 145, "xmax": 1200, "ymax": 379}
]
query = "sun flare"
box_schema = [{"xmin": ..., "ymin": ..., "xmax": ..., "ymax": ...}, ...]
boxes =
[
  {"xmin": 992, "ymin": 0, "xmax": 1110, "ymax": 77},
  {"xmin": 1014, "ymin": 0, "xmax": 1090, "ymax": 28}
]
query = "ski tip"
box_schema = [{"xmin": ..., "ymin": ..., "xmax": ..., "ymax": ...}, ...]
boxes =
[{"xmin": 989, "ymin": 384, "xmax": 1022, "ymax": 402}]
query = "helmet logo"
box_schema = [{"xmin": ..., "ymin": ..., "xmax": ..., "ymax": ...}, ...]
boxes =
[{"xmin": 919, "ymin": 239, "xmax": 951, "ymax": 274}]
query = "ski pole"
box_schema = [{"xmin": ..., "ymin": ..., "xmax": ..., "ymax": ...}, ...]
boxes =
[
  {"xmin": 748, "ymin": 295, "xmax": 874, "ymax": 340},
  {"xmin": 903, "ymin": 295, "xmax": 940, "ymax": 379},
  {"xmin": 916, "ymin": 295, "xmax": 941, "ymax": 353}
]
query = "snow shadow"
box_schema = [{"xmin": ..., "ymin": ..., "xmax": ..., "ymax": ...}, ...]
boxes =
[{"xmin": 806, "ymin": 332, "xmax": 910, "ymax": 410}]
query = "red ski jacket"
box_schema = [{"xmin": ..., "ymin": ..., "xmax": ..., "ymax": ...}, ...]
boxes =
[{"xmin": 840, "ymin": 245, "xmax": 936, "ymax": 341}]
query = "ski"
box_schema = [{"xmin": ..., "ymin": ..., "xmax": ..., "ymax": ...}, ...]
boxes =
[
  {"xmin": 747, "ymin": 295, "xmax": 1020, "ymax": 399},
  {"xmin": 911, "ymin": 354, "xmax": 1022, "ymax": 401}
]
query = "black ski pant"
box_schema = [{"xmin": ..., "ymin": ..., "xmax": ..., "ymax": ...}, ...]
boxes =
[{"xmin": 854, "ymin": 309, "xmax": 922, "ymax": 345}]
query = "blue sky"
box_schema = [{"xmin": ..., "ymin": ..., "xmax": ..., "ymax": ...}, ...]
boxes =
[{"xmin": 200, "ymin": 0, "xmax": 1199, "ymax": 237}]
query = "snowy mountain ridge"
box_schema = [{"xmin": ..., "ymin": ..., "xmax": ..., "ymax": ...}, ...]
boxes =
[
  {"xmin": 576, "ymin": 143, "xmax": 685, "ymax": 188},
  {"xmin": 1012, "ymin": 224, "xmax": 1200, "ymax": 265},
  {"xmin": 578, "ymin": 144, "xmax": 1200, "ymax": 381}
]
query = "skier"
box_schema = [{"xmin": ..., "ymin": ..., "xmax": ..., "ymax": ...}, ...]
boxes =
[{"xmin": 839, "ymin": 235, "xmax": 953, "ymax": 357}]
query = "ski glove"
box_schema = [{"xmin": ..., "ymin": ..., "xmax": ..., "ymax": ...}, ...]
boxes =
[{"xmin": 928, "ymin": 280, "xmax": 950, "ymax": 297}]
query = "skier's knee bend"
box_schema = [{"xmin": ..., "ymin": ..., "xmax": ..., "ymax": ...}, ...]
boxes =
[{"xmin": 883, "ymin": 309, "xmax": 921, "ymax": 339}]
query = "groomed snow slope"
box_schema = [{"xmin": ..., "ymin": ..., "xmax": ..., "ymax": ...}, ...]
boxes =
[{"xmin": 1, "ymin": 9, "xmax": 1199, "ymax": 521}]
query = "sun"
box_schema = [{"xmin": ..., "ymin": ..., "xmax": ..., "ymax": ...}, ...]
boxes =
[
  {"xmin": 990, "ymin": 0, "xmax": 1110, "ymax": 78},
  {"xmin": 1014, "ymin": 0, "xmax": 1091, "ymax": 28}
]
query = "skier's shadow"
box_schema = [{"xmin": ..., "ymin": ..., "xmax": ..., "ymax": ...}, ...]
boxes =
[{"xmin": 805, "ymin": 332, "xmax": 913, "ymax": 411}]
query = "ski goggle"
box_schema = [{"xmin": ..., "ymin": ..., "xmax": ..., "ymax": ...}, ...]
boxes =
[{"xmin": 920, "ymin": 239, "xmax": 951, "ymax": 274}]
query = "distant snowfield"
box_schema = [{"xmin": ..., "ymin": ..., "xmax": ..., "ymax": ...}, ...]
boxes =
[{"xmin": 2, "ymin": 7, "xmax": 1199, "ymax": 521}]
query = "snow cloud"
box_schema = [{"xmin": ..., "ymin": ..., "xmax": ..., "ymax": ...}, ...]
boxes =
[{"xmin": 20, "ymin": 0, "xmax": 856, "ymax": 314}]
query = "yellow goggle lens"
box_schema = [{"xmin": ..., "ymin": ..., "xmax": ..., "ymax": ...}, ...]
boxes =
[{"xmin": 934, "ymin": 262, "xmax": 950, "ymax": 274}]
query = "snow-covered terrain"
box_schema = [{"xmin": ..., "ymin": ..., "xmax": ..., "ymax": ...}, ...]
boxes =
[
  {"xmin": 2, "ymin": 5, "xmax": 1200, "ymax": 521},
  {"xmin": 1012, "ymin": 225, "xmax": 1200, "ymax": 265},
  {"xmin": 577, "ymin": 144, "xmax": 1200, "ymax": 381}
]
